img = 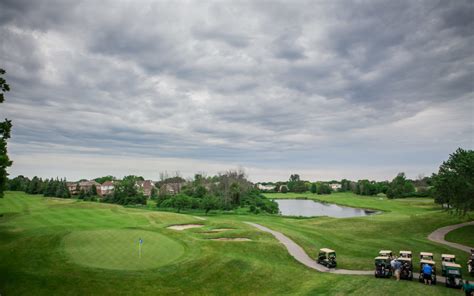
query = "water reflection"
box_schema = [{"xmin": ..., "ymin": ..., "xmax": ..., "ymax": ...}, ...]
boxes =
[{"xmin": 274, "ymin": 199, "xmax": 379, "ymax": 218}]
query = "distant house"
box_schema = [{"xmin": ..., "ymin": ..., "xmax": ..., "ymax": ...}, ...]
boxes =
[
  {"xmin": 100, "ymin": 181, "xmax": 115, "ymax": 196},
  {"xmin": 329, "ymin": 183, "xmax": 341, "ymax": 191},
  {"xmin": 79, "ymin": 180, "xmax": 101, "ymax": 193},
  {"xmin": 67, "ymin": 182, "xmax": 79, "ymax": 195},
  {"xmin": 136, "ymin": 180, "xmax": 156, "ymax": 197},
  {"xmin": 257, "ymin": 184, "xmax": 276, "ymax": 191},
  {"xmin": 278, "ymin": 185, "xmax": 289, "ymax": 192},
  {"xmin": 160, "ymin": 182, "xmax": 184, "ymax": 195}
]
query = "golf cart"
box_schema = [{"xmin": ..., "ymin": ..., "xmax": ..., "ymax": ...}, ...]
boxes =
[
  {"xmin": 317, "ymin": 248, "xmax": 336, "ymax": 268},
  {"xmin": 374, "ymin": 256, "xmax": 392, "ymax": 278},
  {"xmin": 398, "ymin": 257, "xmax": 413, "ymax": 280},
  {"xmin": 418, "ymin": 259, "xmax": 437, "ymax": 285},
  {"xmin": 443, "ymin": 262, "xmax": 462, "ymax": 288},
  {"xmin": 468, "ymin": 249, "xmax": 474, "ymax": 276},
  {"xmin": 399, "ymin": 250, "xmax": 412, "ymax": 259},
  {"xmin": 420, "ymin": 252, "xmax": 434, "ymax": 261},
  {"xmin": 379, "ymin": 250, "xmax": 393, "ymax": 259},
  {"xmin": 441, "ymin": 254, "xmax": 456, "ymax": 265}
]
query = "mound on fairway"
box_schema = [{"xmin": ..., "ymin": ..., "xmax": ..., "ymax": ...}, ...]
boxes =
[{"xmin": 63, "ymin": 229, "xmax": 185, "ymax": 270}]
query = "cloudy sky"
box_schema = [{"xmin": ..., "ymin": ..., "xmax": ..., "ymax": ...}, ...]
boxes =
[{"xmin": 0, "ymin": 0, "xmax": 472, "ymax": 182}]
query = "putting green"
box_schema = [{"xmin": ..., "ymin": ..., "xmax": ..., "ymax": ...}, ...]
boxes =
[{"xmin": 63, "ymin": 229, "xmax": 185, "ymax": 270}]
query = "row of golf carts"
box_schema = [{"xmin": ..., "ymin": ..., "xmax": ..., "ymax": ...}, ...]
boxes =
[{"xmin": 374, "ymin": 250, "xmax": 471, "ymax": 288}]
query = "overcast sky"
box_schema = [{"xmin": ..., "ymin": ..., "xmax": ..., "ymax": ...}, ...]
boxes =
[{"xmin": 0, "ymin": 0, "xmax": 472, "ymax": 182}]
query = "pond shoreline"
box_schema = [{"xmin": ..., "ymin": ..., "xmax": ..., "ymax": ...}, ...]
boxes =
[{"xmin": 273, "ymin": 198, "xmax": 382, "ymax": 218}]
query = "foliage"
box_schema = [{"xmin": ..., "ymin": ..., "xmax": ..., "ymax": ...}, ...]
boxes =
[
  {"xmin": 287, "ymin": 174, "xmax": 307, "ymax": 193},
  {"xmin": 316, "ymin": 183, "xmax": 332, "ymax": 195},
  {"xmin": 94, "ymin": 175, "xmax": 115, "ymax": 184},
  {"xmin": 310, "ymin": 183, "xmax": 317, "ymax": 194},
  {"xmin": 432, "ymin": 148, "xmax": 474, "ymax": 214},
  {"xmin": 0, "ymin": 68, "xmax": 12, "ymax": 198},
  {"xmin": 156, "ymin": 169, "xmax": 278, "ymax": 214},
  {"xmin": 103, "ymin": 176, "xmax": 146, "ymax": 205},
  {"xmin": 386, "ymin": 173, "xmax": 415, "ymax": 199},
  {"xmin": 353, "ymin": 180, "xmax": 378, "ymax": 196}
]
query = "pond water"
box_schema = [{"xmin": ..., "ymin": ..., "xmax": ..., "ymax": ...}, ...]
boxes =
[{"xmin": 274, "ymin": 199, "xmax": 379, "ymax": 218}]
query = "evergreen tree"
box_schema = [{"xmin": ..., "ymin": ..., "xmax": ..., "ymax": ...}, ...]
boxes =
[
  {"xmin": 91, "ymin": 184, "xmax": 97, "ymax": 196},
  {"xmin": 0, "ymin": 68, "xmax": 12, "ymax": 198}
]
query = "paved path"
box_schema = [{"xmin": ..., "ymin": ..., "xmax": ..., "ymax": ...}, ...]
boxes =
[
  {"xmin": 245, "ymin": 222, "xmax": 448, "ymax": 283},
  {"xmin": 428, "ymin": 221, "xmax": 474, "ymax": 253},
  {"xmin": 245, "ymin": 222, "xmax": 372, "ymax": 275}
]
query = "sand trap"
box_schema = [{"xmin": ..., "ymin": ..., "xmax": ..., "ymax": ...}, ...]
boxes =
[
  {"xmin": 209, "ymin": 238, "xmax": 251, "ymax": 241},
  {"xmin": 167, "ymin": 224, "xmax": 204, "ymax": 231}
]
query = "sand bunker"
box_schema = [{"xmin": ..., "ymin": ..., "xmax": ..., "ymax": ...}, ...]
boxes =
[
  {"xmin": 209, "ymin": 238, "xmax": 251, "ymax": 241},
  {"xmin": 167, "ymin": 224, "xmax": 204, "ymax": 231}
]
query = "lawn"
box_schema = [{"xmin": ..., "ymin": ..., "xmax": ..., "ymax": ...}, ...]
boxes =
[
  {"xmin": 0, "ymin": 191, "xmax": 471, "ymax": 295},
  {"xmin": 445, "ymin": 225, "xmax": 474, "ymax": 248}
]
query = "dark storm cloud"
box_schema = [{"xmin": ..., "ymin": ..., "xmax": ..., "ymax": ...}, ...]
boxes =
[{"xmin": 0, "ymin": 0, "xmax": 472, "ymax": 181}]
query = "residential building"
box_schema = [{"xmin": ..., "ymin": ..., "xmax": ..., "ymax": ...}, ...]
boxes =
[
  {"xmin": 330, "ymin": 183, "xmax": 342, "ymax": 191},
  {"xmin": 257, "ymin": 184, "xmax": 276, "ymax": 191},
  {"xmin": 67, "ymin": 182, "xmax": 79, "ymax": 195},
  {"xmin": 136, "ymin": 180, "xmax": 156, "ymax": 197},
  {"xmin": 78, "ymin": 180, "xmax": 101, "ymax": 193},
  {"xmin": 100, "ymin": 181, "xmax": 115, "ymax": 196},
  {"xmin": 160, "ymin": 182, "xmax": 184, "ymax": 195}
]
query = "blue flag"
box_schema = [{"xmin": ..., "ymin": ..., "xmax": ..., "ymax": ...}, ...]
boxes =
[{"xmin": 139, "ymin": 238, "xmax": 143, "ymax": 244}]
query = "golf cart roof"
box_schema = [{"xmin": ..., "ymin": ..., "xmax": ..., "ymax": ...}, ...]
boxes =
[
  {"xmin": 441, "ymin": 254, "xmax": 455, "ymax": 258},
  {"xmin": 399, "ymin": 251, "xmax": 412, "ymax": 254},
  {"xmin": 320, "ymin": 248, "xmax": 335, "ymax": 253},
  {"xmin": 420, "ymin": 252, "xmax": 433, "ymax": 256},
  {"xmin": 443, "ymin": 262, "xmax": 461, "ymax": 268},
  {"xmin": 397, "ymin": 257, "xmax": 412, "ymax": 262},
  {"xmin": 420, "ymin": 259, "xmax": 435, "ymax": 265},
  {"xmin": 379, "ymin": 250, "xmax": 392, "ymax": 254},
  {"xmin": 375, "ymin": 256, "xmax": 389, "ymax": 260}
]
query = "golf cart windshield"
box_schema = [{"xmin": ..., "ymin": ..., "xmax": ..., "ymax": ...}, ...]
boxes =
[{"xmin": 448, "ymin": 269, "xmax": 460, "ymax": 276}]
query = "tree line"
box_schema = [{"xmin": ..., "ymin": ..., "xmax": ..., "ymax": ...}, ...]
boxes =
[
  {"xmin": 8, "ymin": 176, "xmax": 71, "ymax": 198},
  {"xmin": 155, "ymin": 170, "xmax": 279, "ymax": 214}
]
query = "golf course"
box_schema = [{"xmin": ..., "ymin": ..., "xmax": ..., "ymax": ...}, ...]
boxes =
[{"xmin": 1, "ymin": 191, "xmax": 472, "ymax": 295}]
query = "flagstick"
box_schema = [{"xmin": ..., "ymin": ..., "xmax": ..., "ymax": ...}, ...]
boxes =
[{"xmin": 139, "ymin": 241, "xmax": 142, "ymax": 259}]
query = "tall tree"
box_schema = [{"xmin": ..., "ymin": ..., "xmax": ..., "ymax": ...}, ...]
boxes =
[
  {"xmin": 432, "ymin": 148, "xmax": 474, "ymax": 214},
  {"xmin": 386, "ymin": 173, "xmax": 415, "ymax": 199},
  {"xmin": 0, "ymin": 69, "xmax": 12, "ymax": 198}
]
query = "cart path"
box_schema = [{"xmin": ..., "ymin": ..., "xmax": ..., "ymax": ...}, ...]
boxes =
[
  {"xmin": 428, "ymin": 221, "xmax": 474, "ymax": 253},
  {"xmin": 245, "ymin": 222, "xmax": 447, "ymax": 283},
  {"xmin": 244, "ymin": 222, "xmax": 372, "ymax": 275}
]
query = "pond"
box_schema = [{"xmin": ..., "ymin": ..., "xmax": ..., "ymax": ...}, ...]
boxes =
[{"xmin": 274, "ymin": 199, "xmax": 379, "ymax": 218}]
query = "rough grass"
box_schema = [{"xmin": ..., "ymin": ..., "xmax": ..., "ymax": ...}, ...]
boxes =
[
  {"xmin": 444, "ymin": 225, "xmax": 474, "ymax": 248},
  {"xmin": 0, "ymin": 191, "xmax": 471, "ymax": 295}
]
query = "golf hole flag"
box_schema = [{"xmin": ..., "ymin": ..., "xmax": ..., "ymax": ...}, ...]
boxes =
[{"xmin": 139, "ymin": 238, "xmax": 143, "ymax": 258}]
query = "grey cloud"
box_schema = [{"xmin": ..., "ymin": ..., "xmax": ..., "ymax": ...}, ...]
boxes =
[{"xmin": 0, "ymin": 0, "xmax": 472, "ymax": 180}]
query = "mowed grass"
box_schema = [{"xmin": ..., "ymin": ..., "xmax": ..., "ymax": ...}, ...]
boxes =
[
  {"xmin": 445, "ymin": 225, "xmax": 474, "ymax": 248},
  {"xmin": 63, "ymin": 229, "xmax": 185, "ymax": 270},
  {"xmin": 0, "ymin": 191, "xmax": 471, "ymax": 295}
]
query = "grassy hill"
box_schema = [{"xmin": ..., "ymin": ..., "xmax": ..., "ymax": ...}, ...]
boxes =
[{"xmin": 0, "ymin": 191, "xmax": 471, "ymax": 295}]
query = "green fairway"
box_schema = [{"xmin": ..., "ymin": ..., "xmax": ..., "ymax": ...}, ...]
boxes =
[
  {"xmin": 1, "ymin": 191, "xmax": 472, "ymax": 295},
  {"xmin": 445, "ymin": 225, "xmax": 474, "ymax": 248},
  {"xmin": 63, "ymin": 229, "xmax": 185, "ymax": 270}
]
